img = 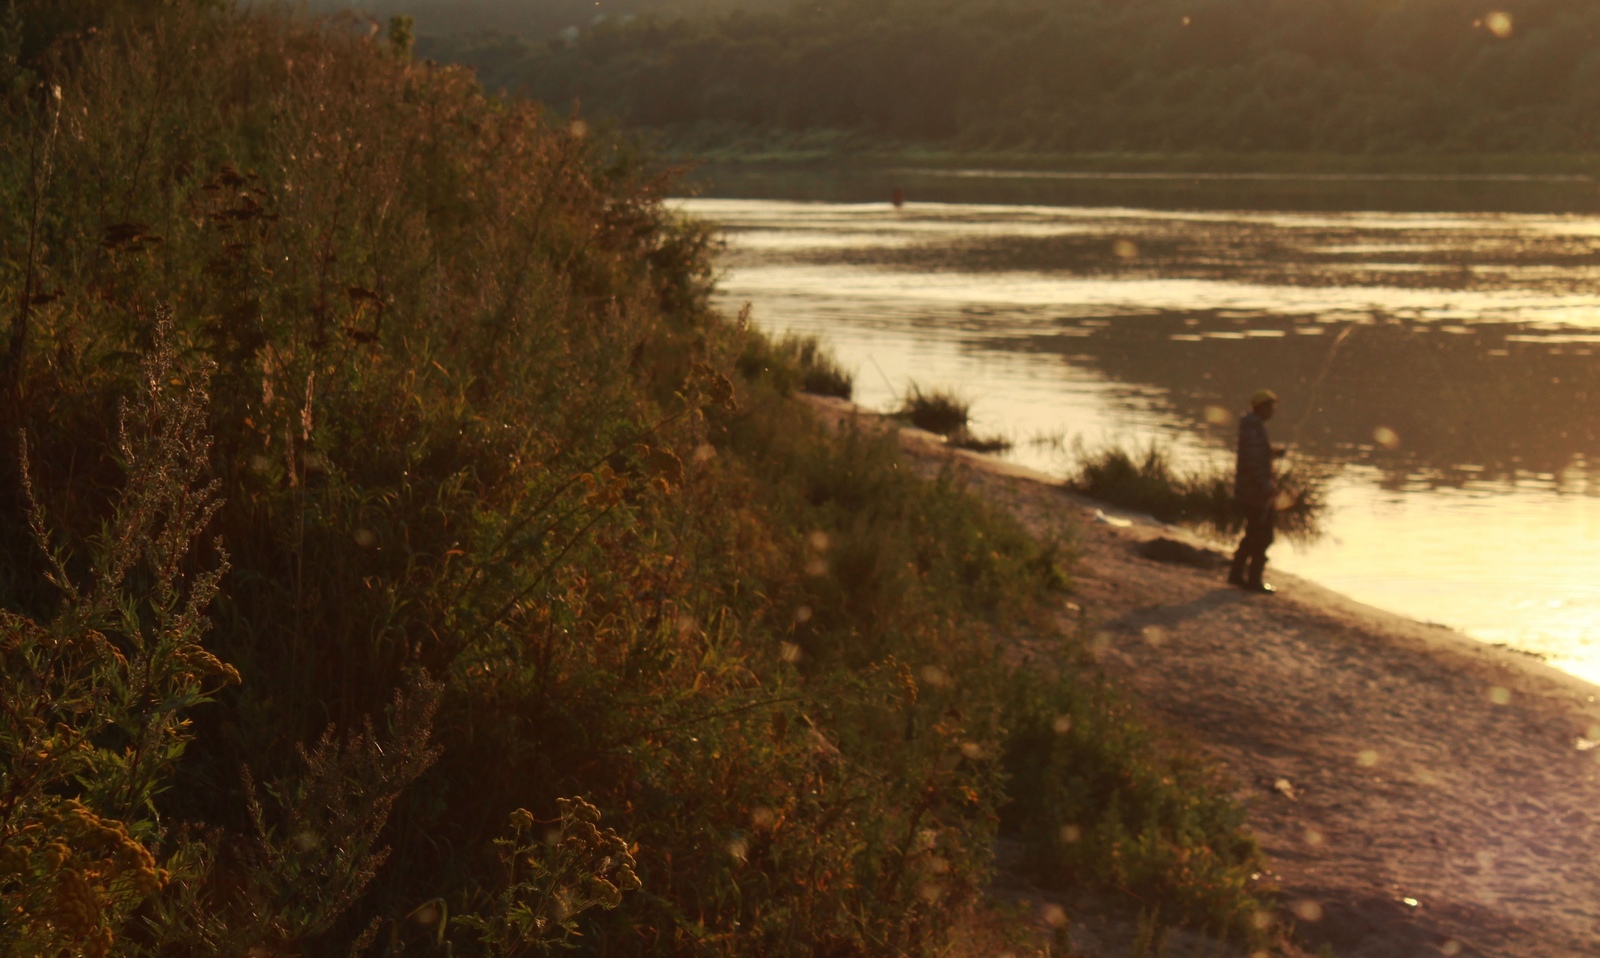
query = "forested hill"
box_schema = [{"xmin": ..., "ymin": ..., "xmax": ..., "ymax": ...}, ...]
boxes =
[
  {"xmin": 425, "ymin": 0, "xmax": 1600, "ymax": 153},
  {"xmin": 310, "ymin": 0, "xmax": 787, "ymax": 48}
]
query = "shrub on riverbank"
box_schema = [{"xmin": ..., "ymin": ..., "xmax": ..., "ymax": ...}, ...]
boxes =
[
  {"xmin": 898, "ymin": 383, "xmax": 970, "ymax": 434},
  {"xmin": 1072, "ymin": 444, "xmax": 1325, "ymax": 541},
  {"xmin": 1002, "ymin": 670, "xmax": 1267, "ymax": 941},
  {"xmin": 737, "ymin": 330, "xmax": 855, "ymax": 399},
  {"xmin": 1, "ymin": 3, "xmax": 1269, "ymax": 953}
]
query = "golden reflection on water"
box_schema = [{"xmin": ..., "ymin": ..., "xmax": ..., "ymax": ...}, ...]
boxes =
[{"xmin": 677, "ymin": 195, "xmax": 1600, "ymax": 685}]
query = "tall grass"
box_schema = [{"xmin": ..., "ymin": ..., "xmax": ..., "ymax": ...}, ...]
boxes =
[
  {"xmin": 1001, "ymin": 670, "xmax": 1267, "ymax": 941},
  {"xmin": 1072, "ymin": 444, "xmax": 1326, "ymax": 541},
  {"xmin": 0, "ymin": 3, "xmax": 1274, "ymax": 954},
  {"xmin": 736, "ymin": 329, "xmax": 854, "ymax": 399},
  {"xmin": 897, "ymin": 383, "xmax": 970, "ymax": 434}
]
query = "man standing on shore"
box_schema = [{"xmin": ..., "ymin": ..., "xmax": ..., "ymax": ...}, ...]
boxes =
[{"xmin": 1229, "ymin": 389, "xmax": 1282, "ymax": 594}]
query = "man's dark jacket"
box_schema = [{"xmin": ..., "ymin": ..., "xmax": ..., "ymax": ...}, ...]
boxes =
[{"xmin": 1234, "ymin": 411, "xmax": 1275, "ymax": 506}]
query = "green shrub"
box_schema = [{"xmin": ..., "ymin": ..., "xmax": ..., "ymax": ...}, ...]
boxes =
[
  {"xmin": 1071, "ymin": 444, "xmax": 1325, "ymax": 541},
  {"xmin": 735, "ymin": 329, "xmax": 854, "ymax": 399},
  {"xmin": 898, "ymin": 384, "xmax": 970, "ymax": 435},
  {"xmin": 1000, "ymin": 668, "xmax": 1269, "ymax": 943}
]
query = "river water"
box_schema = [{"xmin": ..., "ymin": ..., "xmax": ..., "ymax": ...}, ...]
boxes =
[{"xmin": 673, "ymin": 167, "xmax": 1600, "ymax": 685}]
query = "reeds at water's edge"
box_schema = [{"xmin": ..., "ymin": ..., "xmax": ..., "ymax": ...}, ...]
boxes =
[{"xmin": 1072, "ymin": 443, "xmax": 1327, "ymax": 542}]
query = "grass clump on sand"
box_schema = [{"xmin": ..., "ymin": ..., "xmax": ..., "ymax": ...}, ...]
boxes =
[
  {"xmin": 949, "ymin": 428, "xmax": 1013, "ymax": 454},
  {"xmin": 1072, "ymin": 444, "xmax": 1325, "ymax": 541},
  {"xmin": 896, "ymin": 384, "xmax": 1013, "ymax": 455},
  {"xmin": 899, "ymin": 383, "xmax": 971, "ymax": 434},
  {"xmin": 0, "ymin": 3, "xmax": 1271, "ymax": 954}
]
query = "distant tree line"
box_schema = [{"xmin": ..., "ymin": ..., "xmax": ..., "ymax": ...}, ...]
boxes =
[{"xmin": 420, "ymin": 0, "xmax": 1600, "ymax": 153}]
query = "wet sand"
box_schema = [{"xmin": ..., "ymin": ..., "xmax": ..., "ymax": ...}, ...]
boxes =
[{"xmin": 802, "ymin": 394, "xmax": 1600, "ymax": 958}]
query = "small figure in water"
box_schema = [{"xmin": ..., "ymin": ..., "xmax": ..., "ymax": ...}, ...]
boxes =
[
  {"xmin": 891, "ymin": 186, "xmax": 905, "ymax": 208},
  {"xmin": 1229, "ymin": 388, "xmax": 1285, "ymax": 594}
]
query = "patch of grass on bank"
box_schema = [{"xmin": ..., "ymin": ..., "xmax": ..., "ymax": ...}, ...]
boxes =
[
  {"xmin": 894, "ymin": 385, "xmax": 1012, "ymax": 453},
  {"xmin": 1071, "ymin": 444, "xmax": 1325, "ymax": 541},
  {"xmin": 1001, "ymin": 669, "xmax": 1268, "ymax": 941},
  {"xmin": 899, "ymin": 383, "xmax": 970, "ymax": 434},
  {"xmin": 0, "ymin": 4, "xmax": 1271, "ymax": 955},
  {"xmin": 737, "ymin": 330, "xmax": 854, "ymax": 399},
  {"xmin": 949, "ymin": 428, "xmax": 1013, "ymax": 454}
]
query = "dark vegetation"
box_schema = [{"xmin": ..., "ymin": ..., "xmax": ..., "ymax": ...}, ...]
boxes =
[
  {"xmin": 736, "ymin": 329, "xmax": 854, "ymax": 399},
  {"xmin": 2, "ymin": 1, "xmax": 1269, "ymax": 953},
  {"xmin": 896, "ymin": 385, "xmax": 1012, "ymax": 455},
  {"xmin": 898, "ymin": 385, "xmax": 971, "ymax": 436},
  {"xmin": 420, "ymin": 0, "xmax": 1600, "ymax": 154},
  {"xmin": 1072, "ymin": 445, "xmax": 1325, "ymax": 541},
  {"xmin": 312, "ymin": 0, "xmax": 791, "ymax": 57}
]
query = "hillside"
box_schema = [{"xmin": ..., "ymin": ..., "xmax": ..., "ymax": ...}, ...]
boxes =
[{"xmin": 1, "ymin": 1, "xmax": 1268, "ymax": 955}]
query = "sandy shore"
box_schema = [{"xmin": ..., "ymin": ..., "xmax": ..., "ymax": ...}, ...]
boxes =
[{"xmin": 802, "ymin": 395, "xmax": 1600, "ymax": 958}]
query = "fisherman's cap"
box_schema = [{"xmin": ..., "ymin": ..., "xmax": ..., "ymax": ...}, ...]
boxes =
[{"xmin": 1250, "ymin": 389, "xmax": 1279, "ymax": 407}]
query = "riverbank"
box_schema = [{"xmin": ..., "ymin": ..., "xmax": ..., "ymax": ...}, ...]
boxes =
[{"xmin": 801, "ymin": 394, "xmax": 1600, "ymax": 958}]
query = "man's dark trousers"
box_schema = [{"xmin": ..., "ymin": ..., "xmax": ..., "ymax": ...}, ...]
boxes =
[{"xmin": 1231, "ymin": 499, "xmax": 1274, "ymax": 584}]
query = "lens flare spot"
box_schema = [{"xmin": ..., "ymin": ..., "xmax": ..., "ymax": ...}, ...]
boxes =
[
  {"xmin": 1440, "ymin": 941, "xmax": 1463, "ymax": 956},
  {"xmin": 1373, "ymin": 425, "xmax": 1401, "ymax": 450},
  {"xmin": 1059, "ymin": 824, "xmax": 1082, "ymax": 844},
  {"xmin": 793, "ymin": 604, "xmax": 813, "ymax": 624},
  {"xmin": 1040, "ymin": 903, "xmax": 1068, "ymax": 927},
  {"xmin": 1357, "ymin": 749, "xmax": 1380, "ymax": 767},
  {"xmin": 1204, "ymin": 403, "xmax": 1232, "ymax": 425},
  {"xmin": 1141, "ymin": 625, "xmax": 1167, "ymax": 646},
  {"xmin": 1052, "ymin": 714, "xmax": 1073, "ymax": 734},
  {"xmin": 1304, "ymin": 827, "xmax": 1324, "ymax": 846},
  {"xmin": 409, "ymin": 902, "xmax": 441, "ymax": 926},
  {"xmin": 1489, "ymin": 686, "xmax": 1511, "ymax": 705},
  {"xmin": 1485, "ymin": 10, "xmax": 1513, "ymax": 37},
  {"xmin": 751, "ymin": 807, "xmax": 776, "ymax": 828},
  {"xmin": 959, "ymin": 741, "xmax": 986, "ymax": 760},
  {"xmin": 1291, "ymin": 899, "xmax": 1324, "ymax": 922},
  {"xmin": 919, "ymin": 664, "xmax": 952, "ymax": 688},
  {"xmin": 1112, "ymin": 238, "xmax": 1139, "ymax": 259},
  {"xmin": 779, "ymin": 642, "xmax": 803, "ymax": 663}
]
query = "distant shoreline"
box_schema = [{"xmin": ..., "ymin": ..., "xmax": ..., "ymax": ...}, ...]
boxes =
[
  {"xmin": 672, "ymin": 153, "xmax": 1600, "ymax": 213},
  {"xmin": 654, "ymin": 139, "xmax": 1600, "ymax": 178}
]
